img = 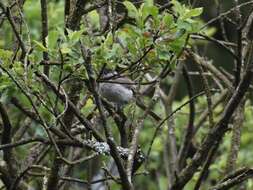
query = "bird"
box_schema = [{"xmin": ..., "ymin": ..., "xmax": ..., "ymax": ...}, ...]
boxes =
[
  {"xmin": 98, "ymin": 70, "xmax": 134, "ymax": 107},
  {"xmin": 98, "ymin": 69, "xmax": 161, "ymax": 121}
]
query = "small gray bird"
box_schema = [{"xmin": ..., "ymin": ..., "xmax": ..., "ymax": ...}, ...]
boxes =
[
  {"xmin": 98, "ymin": 70, "xmax": 161, "ymax": 121},
  {"xmin": 98, "ymin": 71, "xmax": 134, "ymax": 107}
]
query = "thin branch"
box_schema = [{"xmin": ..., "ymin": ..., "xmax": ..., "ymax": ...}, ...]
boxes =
[
  {"xmin": 146, "ymin": 89, "xmax": 219, "ymax": 162},
  {"xmin": 0, "ymin": 3, "xmax": 26, "ymax": 60},
  {"xmin": 160, "ymin": 62, "xmax": 184, "ymax": 185},
  {"xmin": 35, "ymin": 71, "xmax": 105, "ymax": 142},
  {"xmin": 192, "ymin": 34, "xmax": 239, "ymax": 62},
  {"xmin": 201, "ymin": 1, "xmax": 253, "ymax": 30},
  {"xmin": 194, "ymin": 90, "xmax": 228, "ymax": 135},
  {"xmin": 10, "ymin": 97, "xmax": 68, "ymax": 139},
  {"xmin": 40, "ymin": 0, "xmax": 50, "ymax": 76},
  {"xmin": 178, "ymin": 65, "xmax": 195, "ymax": 170},
  {"xmin": 192, "ymin": 53, "xmax": 214, "ymax": 127},
  {"xmin": 170, "ymin": 61, "xmax": 253, "ymax": 190}
]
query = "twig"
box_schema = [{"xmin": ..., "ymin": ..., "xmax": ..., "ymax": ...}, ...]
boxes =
[
  {"xmin": 194, "ymin": 90, "xmax": 228, "ymax": 135},
  {"xmin": 192, "ymin": 53, "xmax": 214, "ymax": 127},
  {"xmin": 192, "ymin": 34, "xmax": 238, "ymax": 62},
  {"xmin": 146, "ymin": 89, "xmax": 219, "ymax": 162},
  {"xmin": 35, "ymin": 71, "xmax": 105, "ymax": 142},
  {"xmin": 59, "ymin": 153, "xmax": 99, "ymax": 165},
  {"xmin": 201, "ymin": 1, "xmax": 253, "ymax": 30}
]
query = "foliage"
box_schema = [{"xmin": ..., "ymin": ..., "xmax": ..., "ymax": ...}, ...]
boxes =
[{"xmin": 0, "ymin": 0, "xmax": 253, "ymax": 190}]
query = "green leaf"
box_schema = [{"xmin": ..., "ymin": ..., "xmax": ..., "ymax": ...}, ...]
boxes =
[
  {"xmin": 156, "ymin": 47, "xmax": 172, "ymax": 61},
  {"xmin": 162, "ymin": 13, "xmax": 174, "ymax": 27},
  {"xmin": 68, "ymin": 29, "xmax": 84, "ymax": 43},
  {"xmin": 63, "ymin": 64, "xmax": 73, "ymax": 72},
  {"xmin": 0, "ymin": 74, "xmax": 12, "ymax": 92},
  {"xmin": 104, "ymin": 32, "xmax": 113, "ymax": 47},
  {"xmin": 14, "ymin": 62, "xmax": 25, "ymax": 76},
  {"xmin": 171, "ymin": 0, "xmax": 184, "ymax": 16},
  {"xmin": 123, "ymin": 1, "xmax": 139, "ymax": 20},
  {"xmin": 60, "ymin": 43, "xmax": 71, "ymax": 54},
  {"xmin": 149, "ymin": 6, "xmax": 159, "ymax": 18},
  {"xmin": 33, "ymin": 40, "xmax": 48, "ymax": 52},
  {"xmin": 57, "ymin": 27, "xmax": 67, "ymax": 41},
  {"xmin": 177, "ymin": 20, "xmax": 192, "ymax": 31},
  {"xmin": 144, "ymin": 0, "xmax": 154, "ymax": 6},
  {"xmin": 184, "ymin": 7, "xmax": 203, "ymax": 18},
  {"xmin": 87, "ymin": 10, "xmax": 100, "ymax": 29},
  {"xmin": 47, "ymin": 30, "xmax": 58, "ymax": 49},
  {"xmin": 0, "ymin": 49, "xmax": 13, "ymax": 65},
  {"xmin": 142, "ymin": 4, "xmax": 159, "ymax": 20},
  {"xmin": 81, "ymin": 98, "xmax": 95, "ymax": 115},
  {"xmin": 204, "ymin": 27, "xmax": 217, "ymax": 37},
  {"xmin": 169, "ymin": 36, "xmax": 187, "ymax": 53}
]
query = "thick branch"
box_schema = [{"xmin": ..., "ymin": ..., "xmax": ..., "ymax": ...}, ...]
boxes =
[
  {"xmin": 0, "ymin": 102, "xmax": 13, "ymax": 164},
  {"xmin": 81, "ymin": 45, "xmax": 132, "ymax": 190},
  {"xmin": 210, "ymin": 168, "xmax": 253, "ymax": 190},
  {"xmin": 0, "ymin": 102, "xmax": 17, "ymax": 186}
]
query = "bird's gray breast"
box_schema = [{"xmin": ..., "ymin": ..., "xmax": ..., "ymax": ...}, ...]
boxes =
[{"xmin": 99, "ymin": 82, "xmax": 133, "ymax": 106}]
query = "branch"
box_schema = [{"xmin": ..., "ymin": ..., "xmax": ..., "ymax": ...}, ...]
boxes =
[
  {"xmin": 10, "ymin": 97, "xmax": 68, "ymax": 139},
  {"xmin": 194, "ymin": 55, "xmax": 214, "ymax": 127},
  {"xmin": 194, "ymin": 55, "xmax": 233, "ymax": 91},
  {"xmin": 0, "ymin": 102, "xmax": 17, "ymax": 186},
  {"xmin": 46, "ymin": 80, "xmax": 83, "ymax": 189},
  {"xmin": 0, "ymin": 102, "xmax": 13, "ymax": 164},
  {"xmin": 160, "ymin": 62, "xmax": 184, "ymax": 185},
  {"xmin": 146, "ymin": 90, "xmax": 219, "ymax": 165},
  {"xmin": 80, "ymin": 44, "xmax": 132, "ymax": 190},
  {"xmin": 225, "ymin": 102, "xmax": 244, "ymax": 172},
  {"xmin": 192, "ymin": 34, "xmax": 239, "ymax": 62},
  {"xmin": 210, "ymin": 168, "xmax": 253, "ymax": 190},
  {"xmin": 170, "ymin": 62, "xmax": 253, "ymax": 190},
  {"xmin": 35, "ymin": 72, "xmax": 105, "ymax": 142},
  {"xmin": 0, "ymin": 2, "xmax": 26, "ymax": 60},
  {"xmin": 194, "ymin": 90, "xmax": 228, "ymax": 135},
  {"xmin": 40, "ymin": 0, "xmax": 50, "ymax": 76},
  {"xmin": 201, "ymin": 1, "xmax": 253, "ymax": 30},
  {"xmin": 193, "ymin": 145, "xmax": 218, "ymax": 190},
  {"xmin": 178, "ymin": 65, "xmax": 195, "ymax": 169},
  {"xmin": 0, "ymin": 138, "xmax": 145, "ymax": 165},
  {"xmin": 66, "ymin": 1, "xmax": 106, "ymax": 30}
]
